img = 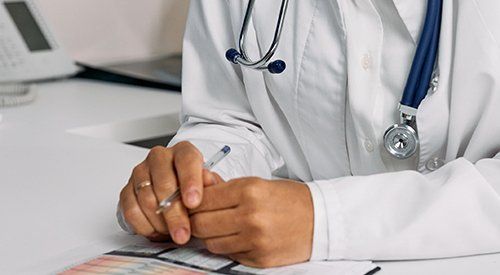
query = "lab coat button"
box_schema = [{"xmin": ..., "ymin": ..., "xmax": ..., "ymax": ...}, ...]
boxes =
[
  {"xmin": 429, "ymin": 74, "xmax": 440, "ymax": 94},
  {"xmin": 364, "ymin": 139, "xmax": 375, "ymax": 152},
  {"xmin": 362, "ymin": 54, "xmax": 372, "ymax": 70},
  {"xmin": 426, "ymin": 157, "xmax": 445, "ymax": 171}
]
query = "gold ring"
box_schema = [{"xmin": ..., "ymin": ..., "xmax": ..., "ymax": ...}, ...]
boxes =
[{"xmin": 134, "ymin": 181, "xmax": 152, "ymax": 194}]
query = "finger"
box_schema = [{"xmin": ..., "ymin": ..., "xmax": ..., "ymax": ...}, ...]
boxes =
[
  {"xmin": 210, "ymin": 171, "xmax": 225, "ymax": 185},
  {"xmin": 191, "ymin": 208, "xmax": 240, "ymax": 238},
  {"xmin": 147, "ymin": 233, "xmax": 171, "ymax": 243},
  {"xmin": 132, "ymin": 165, "xmax": 169, "ymax": 235},
  {"xmin": 202, "ymin": 169, "xmax": 216, "ymax": 187},
  {"xmin": 173, "ymin": 142, "xmax": 204, "ymax": 208},
  {"xmin": 191, "ymin": 180, "xmax": 241, "ymax": 214},
  {"xmin": 120, "ymin": 182, "xmax": 155, "ymax": 237},
  {"xmin": 204, "ymin": 234, "xmax": 252, "ymax": 255},
  {"xmin": 148, "ymin": 153, "xmax": 185, "ymax": 230},
  {"xmin": 148, "ymin": 147, "xmax": 178, "ymax": 204},
  {"xmin": 203, "ymin": 170, "xmax": 225, "ymax": 187},
  {"xmin": 163, "ymin": 199, "xmax": 191, "ymax": 244},
  {"xmin": 147, "ymin": 146, "xmax": 192, "ymax": 244}
]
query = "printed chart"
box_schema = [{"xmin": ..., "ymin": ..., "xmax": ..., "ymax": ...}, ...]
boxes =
[
  {"xmin": 61, "ymin": 255, "xmax": 205, "ymax": 275},
  {"xmin": 60, "ymin": 241, "xmax": 379, "ymax": 275}
]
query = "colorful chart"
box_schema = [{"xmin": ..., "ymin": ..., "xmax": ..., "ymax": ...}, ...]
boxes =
[
  {"xmin": 60, "ymin": 255, "xmax": 206, "ymax": 275},
  {"xmin": 59, "ymin": 242, "xmax": 379, "ymax": 275}
]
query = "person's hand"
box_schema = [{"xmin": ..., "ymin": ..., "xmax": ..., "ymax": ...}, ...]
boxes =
[
  {"xmin": 190, "ymin": 175, "xmax": 314, "ymax": 268},
  {"xmin": 119, "ymin": 141, "xmax": 214, "ymax": 244}
]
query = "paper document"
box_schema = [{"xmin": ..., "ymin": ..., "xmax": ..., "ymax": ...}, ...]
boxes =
[{"xmin": 59, "ymin": 240, "xmax": 380, "ymax": 275}]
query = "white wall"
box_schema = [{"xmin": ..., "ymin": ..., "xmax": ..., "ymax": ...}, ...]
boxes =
[{"xmin": 36, "ymin": 0, "xmax": 190, "ymax": 64}]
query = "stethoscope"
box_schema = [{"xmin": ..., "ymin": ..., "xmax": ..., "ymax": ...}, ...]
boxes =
[
  {"xmin": 225, "ymin": 0, "xmax": 289, "ymax": 74},
  {"xmin": 225, "ymin": 0, "xmax": 443, "ymax": 160}
]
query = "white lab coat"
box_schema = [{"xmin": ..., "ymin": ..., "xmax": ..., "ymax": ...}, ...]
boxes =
[{"xmin": 169, "ymin": 0, "xmax": 500, "ymax": 261}]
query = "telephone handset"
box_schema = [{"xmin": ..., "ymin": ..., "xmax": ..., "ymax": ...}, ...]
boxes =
[{"xmin": 0, "ymin": 0, "xmax": 77, "ymax": 84}]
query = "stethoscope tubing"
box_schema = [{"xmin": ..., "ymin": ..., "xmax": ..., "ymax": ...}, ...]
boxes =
[
  {"xmin": 400, "ymin": 0, "xmax": 442, "ymax": 109},
  {"xmin": 414, "ymin": 0, "xmax": 442, "ymax": 107},
  {"xmin": 226, "ymin": 0, "xmax": 443, "ymax": 159},
  {"xmin": 226, "ymin": 0, "xmax": 289, "ymax": 73}
]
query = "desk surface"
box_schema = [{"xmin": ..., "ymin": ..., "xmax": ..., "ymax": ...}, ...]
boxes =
[
  {"xmin": 0, "ymin": 79, "xmax": 498, "ymax": 274},
  {"xmin": 0, "ymin": 79, "xmax": 181, "ymax": 274}
]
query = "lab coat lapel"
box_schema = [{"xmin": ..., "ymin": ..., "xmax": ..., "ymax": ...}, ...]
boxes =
[
  {"xmin": 251, "ymin": 0, "xmax": 318, "ymax": 83},
  {"xmin": 393, "ymin": 0, "xmax": 427, "ymax": 43},
  {"xmin": 249, "ymin": 0, "xmax": 319, "ymax": 118},
  {"xmin": 239, "ymin": 0, "xmax": 318, "ymax": 180}
]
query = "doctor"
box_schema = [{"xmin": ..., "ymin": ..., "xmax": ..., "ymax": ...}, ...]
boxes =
[{"xmin": 119, "ymin": 0, "xmax": 500, "ymax": 268}]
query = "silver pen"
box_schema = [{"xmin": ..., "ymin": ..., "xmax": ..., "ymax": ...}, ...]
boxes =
[{"xmin": 155, "ymin": 145, "xmax": 231, "ymax": 214}]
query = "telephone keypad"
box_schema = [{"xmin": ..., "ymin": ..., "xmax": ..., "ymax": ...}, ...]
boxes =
[{"xmin": 0, "ymin": 37, "xmax": 25, "ymax": 69}]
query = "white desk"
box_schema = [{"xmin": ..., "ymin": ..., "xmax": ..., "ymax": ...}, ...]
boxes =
[
  {"xmin": 0, "ymin": 79, "xmax": 499, "ymax": 274},
  {"xmin": 0, "ymin": 79, "xmax": 181, "ymax": 274}
]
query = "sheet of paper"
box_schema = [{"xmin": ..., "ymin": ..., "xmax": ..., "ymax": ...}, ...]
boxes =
[
  {"xmin": 59, "ymin": 255, "xmax": 205, "ymax": 275},
  {"xmin": 58, "ymin": 240, "xmax": 380, "ymax": 275},
  {"xmin": 21, "ymin": 233, "xmax": 146, "ymax": 274}
]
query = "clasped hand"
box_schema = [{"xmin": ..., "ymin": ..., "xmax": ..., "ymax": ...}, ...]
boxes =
[{"xmin": 119, "ymin": 142, "xmax": 313, "ymax": 267}]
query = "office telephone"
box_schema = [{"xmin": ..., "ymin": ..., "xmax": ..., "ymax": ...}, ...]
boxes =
[{"xmin": 0, "ymin": 0, "xmax": 77, "ymax": 84}]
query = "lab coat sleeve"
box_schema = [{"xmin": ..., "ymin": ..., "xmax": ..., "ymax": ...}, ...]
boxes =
[
  {"xmin": 116, "ymin": 0, "xmax": 282, "ymax": 235},
  {"xmin": 168, "ymin": 0, "xmax": 283, "ymax": 180},
  {"xmin": 306, "ymin": 154, "xmax": 500, "ymax": 261}
]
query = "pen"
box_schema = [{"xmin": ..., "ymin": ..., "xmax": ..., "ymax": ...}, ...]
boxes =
[{"xmin": 155, "ymin": 145, "xmax": 231, "ymax": 214}]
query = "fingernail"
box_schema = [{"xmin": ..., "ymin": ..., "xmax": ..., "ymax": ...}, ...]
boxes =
[
  {"xmin": 186, "ymin": 190, "xmax": 200, "ymax": 206},
  {"xmin": 173, "ymin": 228, "xmax": 188, "ymax": 244}
]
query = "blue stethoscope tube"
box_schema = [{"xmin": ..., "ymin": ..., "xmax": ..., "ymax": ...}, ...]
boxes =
[
  {"xmin": 401, "ymin": 0, "xmax": 443, "ymax": 109},
  {"xmin": 225, "ymin": 0, "xmax": 443, "ymax": 159},
  {"xmin": 383, "ymin": 0, "xmax": 442, "ymax": 159}
]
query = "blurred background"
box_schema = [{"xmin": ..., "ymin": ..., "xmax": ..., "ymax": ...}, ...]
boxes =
[
  {"xmin": 37, "ymin": 0, "xmax": 190, "ymax": 65},
  {"xmin": 0, "ymin": 0, "xmax": 191, "ymax": 147}
]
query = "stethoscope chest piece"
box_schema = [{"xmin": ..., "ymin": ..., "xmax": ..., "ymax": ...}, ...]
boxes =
[
  {"xmin": 383, "ymin": 123, "xmax": 418, "ymax": 159},
  {"xmin": 381, "ymin": 0, "xmax": 443, "ymax": 160}
]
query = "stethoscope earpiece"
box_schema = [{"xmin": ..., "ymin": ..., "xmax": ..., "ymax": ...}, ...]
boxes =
[
  {"xmin": 225, "ymin": 48, "xmax": 286, "ymax": 74},
  {"xmin": 226, "ymin": 0, "xmax": 442, "ymax": 160},
  {"xmin": 225, "ymin": 48, "xmax": 241, "ymax": 64},
  {"xmin": 225, "ymin": 0, "xmax": 290, "ymax": 74},
  {"xmin": 268, "ymin": 60, "xmax": 286, "ymax": 74}
]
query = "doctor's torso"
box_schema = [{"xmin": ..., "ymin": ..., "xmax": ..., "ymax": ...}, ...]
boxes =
[{"xmin": 189, "ymin": 0, "xmax": 500, "ymax": 182}]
